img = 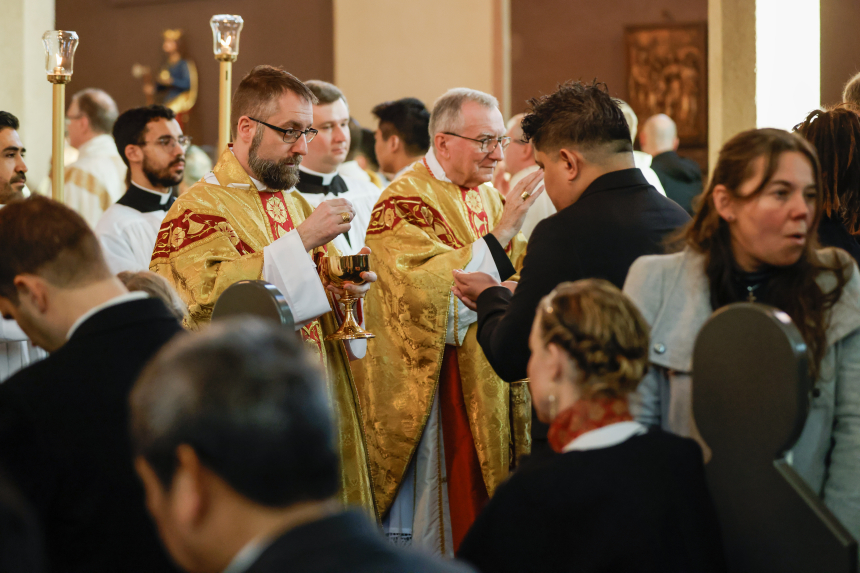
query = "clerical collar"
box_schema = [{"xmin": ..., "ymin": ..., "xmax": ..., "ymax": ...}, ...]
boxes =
[
  {"xmin": 299, "ymin": 165, "xmax": 339, "ymax": 185},
  {"xmin": 423, "ymin": 147, "xmax": 453, "ymax": 183},
  {"xmin": 295, "ymin": 166, "xmax": 348, "ymax": 196},
  {"xmin": 116, "ymin": 182, "xmax": 176, "ymax": 213}
]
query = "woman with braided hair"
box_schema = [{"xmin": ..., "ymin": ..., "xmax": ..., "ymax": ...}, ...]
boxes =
[
  {"xmin": 794, "ymin": 105, "xmax": 860, "ymax": 265},
  {"xmin": 457, "ymin": 279, "xmax": 725, "ymax": 573}
]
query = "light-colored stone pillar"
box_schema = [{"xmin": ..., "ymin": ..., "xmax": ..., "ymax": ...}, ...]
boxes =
[
  {"xmin": 333, "ymin": 0, "xmax": 510, "ymax": 127},
  {"xmin": 708, "ymin": 0, "xmax": 756, "ymax": 174},
  {"xmin": 0, "ymin": 0, "xmax": 55, "ymax": 193}
]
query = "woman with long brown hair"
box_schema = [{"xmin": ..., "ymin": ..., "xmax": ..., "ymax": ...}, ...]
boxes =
[
  {"xmin": 623, "ymin": 128, "xmax": 860, "ymax": 544},
  {"xmin": 795, "ymin": 106, "xmax": 860, "ymax": 264}
]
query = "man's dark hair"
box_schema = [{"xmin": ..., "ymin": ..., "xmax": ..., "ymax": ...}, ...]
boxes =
[
  {"xmin": 0, "ymin": 112, "xmax": 19, "ymax": 132},
  {"xmin": 359, "ymin": 127, "xmax": 379, "ymax": 171},
  {"xmin": 521, "ymin": 81, "xmax": 633, "ymax": 155},
  {"xmin": 112, "ymin": 105, "xmax": 176, "ymax": 168},
  {"xmin": 345, "ymin": 117, "xmax": 362, "ymax": 162},
  {"xmin": 232, "ymin": 66, "xmax": 318, "ymax": 140},
  {"xmin": 371, "ymin": 97, "xmax": 431, "ymax": 157},
  {"xmin": 130, "ymin": 318, "xmax": 339, "ymax": 507},
  {"xmin": 72, "ymin": 89, "xmax": 119, "ymax": 135},
  {"xmin": 0, "ymin": 196, "xmax": 110, "ymax": 303}
]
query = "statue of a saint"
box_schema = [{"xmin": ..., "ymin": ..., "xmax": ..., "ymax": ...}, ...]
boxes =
[{"xmin": 132, "ymin": 29, "xmax": 198, "ymax": 129}]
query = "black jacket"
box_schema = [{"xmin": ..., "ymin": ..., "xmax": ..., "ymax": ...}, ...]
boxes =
[
  {"xmin": 245, "ymin": 511, "xmax": 475, "ymax": 573},
  {"xmin": 476, "ymin": 169, "xmax": 689, "ymax": 446},
  {"xmin": 650, "ymin": 151, "xmax": 703, "ymax": 215},
  {"xmin": 0, "ymin": 298, "xmax": 182, "ymax": 573},
  {"xmin": 457, "ymin": 429, "xmax": 726, "ymax": 573}
]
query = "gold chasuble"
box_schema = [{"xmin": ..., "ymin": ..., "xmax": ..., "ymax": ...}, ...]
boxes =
[
  {"xmin": 355, "ymin": 156, "xmax": 531, "ymax": 548},
  {"xmin": 149, "ymin": 148, "xmax": 376, "ymax": 518}
]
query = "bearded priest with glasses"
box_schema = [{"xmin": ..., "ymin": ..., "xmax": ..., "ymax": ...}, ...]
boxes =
[
  {"xmin": 149, "ymin": 65, "xmax": 377, "ymax": 519},
  {"xmin": 353, "ymin": 88, "xmax": 541, "ymax": 556}
]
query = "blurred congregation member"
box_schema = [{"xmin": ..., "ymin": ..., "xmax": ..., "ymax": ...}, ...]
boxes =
[
  {"xmin": 371, "ymin": 97, "xmax": 431, "ymax": 181},
  {"xmin": 505, "ymin": 113, "xmax": 549, "ymax": 239},
  {"xmin": 150, "ymin": 65, "xmax": 377, "ymax": 517},
  {"xmin": 458, "ymin": 280, "xmax": 725, "ymax": 573},
  {"xmin": 641, "ymin": 113, "xmax": 703, "ymax": 215},
  {"xmin": 624, "ymin": 128, "xmax": 860, "ymax": 545},
  {"xmin": 616, "ymin": 99, "xmax": 667, "ymax": 196},
  {"xmin": 453, "ymin": 81, "xmax": 689, "ymax": 453},
  {"xmin": 844, "ymin": 71, "xmax": 860, "ymax": 108},
  {"xmin": 296, "ymin": 81, "xmax": 380, "ymax": 253},
  {"xmin": 355, "ymin": 88, "xmax": 535, "ymax": 555},
  {"xmin": 118, "ymin": 270, "xmax": 188, "ymax": 323},
  {"xmin": 179, "ymin": 144, "xmax": 213, "ymax": 194},
  {"xmin": 0, "ymin": 196, "xmax": 182, "ymax": 573},
  {"xmin": 61, "ymin": 88, "xmax": 126, "ymax": 227},
  {"xmin": 794, "ymin": 106, "xmax": 860, "ymax": 264},
  {"xmin": 338, "ymin": 120, "xmax": 383, "ymax": 188},
  {"xmin": 0, "ymin": 112, "xmax": 45, "ymax": 381},
  {"xmin": 95, "ymin": 105, "xmax": 186, "ymax": 274},
  {"xmin": 131, "ymin": 318, "xmax": 474, "ymax": 573}
]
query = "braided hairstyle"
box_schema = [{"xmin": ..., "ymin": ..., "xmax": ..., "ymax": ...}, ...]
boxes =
[
  {"xmin": 794, "ymin": 105, "xmax": 860, "ymax": 233},
  {"xmin": 537, "ymin": 279, "xmax": 650, "ymax": 398}
]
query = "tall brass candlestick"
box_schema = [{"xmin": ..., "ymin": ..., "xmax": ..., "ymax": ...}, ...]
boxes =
[
  {"xmin": 217, "ymin": 58, "xmax": 233, "ymax": 153},
  {"xmin": 43, "ymin": 31, "xmax": 78, "ymax": 204},
  {"xmin": 210, "ymin": 15, "xmax": 243, "ymax": 152},
  {"xmin": 50, "ymin": 80, "xmax": 67, "ymax": 203}
]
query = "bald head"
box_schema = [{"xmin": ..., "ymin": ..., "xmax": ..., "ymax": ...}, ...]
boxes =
[
  {"xmin": 640, "ymin": 114, "xmax": 678, "ymax": 156},
  {"xmin": 504, "ymin": 113, "xmax": 535, "ymax": 176}
]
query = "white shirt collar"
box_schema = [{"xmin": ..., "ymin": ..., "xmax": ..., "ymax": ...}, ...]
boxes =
[
  {"xmin": 394, "ymin": 163, "xmax": 415, "ymax": 181},
  {"xmin": 222, "ymin": 537, "xmax": 269, "ymax": 573},
  {"xmin": 561, "ymin": 421, "xmax": 647, "ymax": 453},
  {"xmin": 299, "ymin": 164, "xmax": 338, "ymax": 185},
  {"xmin": 423, "ymin": 147, "xmax": 452, "ymax": 183},
  {"xmin": 131, "ymin": 181, "xmax": 172, "ymax": 205},
  {"xmin": 66, "ymin": 291, "xmax": 149, "ymax": 340}
]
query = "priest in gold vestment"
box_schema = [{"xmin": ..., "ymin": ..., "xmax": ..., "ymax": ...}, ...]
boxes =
[
  {"xmin": 149, "ymin": 66, "xmax": 376, "ymax": 518},
  {"xmin": 354, "ymin": 88, "xmax": 545, "ymax": 556}
]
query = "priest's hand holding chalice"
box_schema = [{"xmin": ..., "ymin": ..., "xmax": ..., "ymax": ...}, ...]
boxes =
[{"xmin": 322, "ymin": 247, "xmax": 376, "ymax": 340}]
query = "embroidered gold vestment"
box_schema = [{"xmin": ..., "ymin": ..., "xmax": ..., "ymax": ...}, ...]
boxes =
[
  {"xmin": 354, "ymin": 159, "xmax": 532, "ymax": 518},
  {"xmin": 150, "ymin": 148, "xmax": 376, "ymax": 518}
]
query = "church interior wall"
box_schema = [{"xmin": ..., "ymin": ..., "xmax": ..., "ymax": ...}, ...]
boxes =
[{"xmin": 55, "ymin": 0, "xmax": 335, "ymax": 156}]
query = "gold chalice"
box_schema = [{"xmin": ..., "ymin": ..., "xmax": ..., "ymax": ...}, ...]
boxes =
[{"xmin": 323, "ymin": 254, "xmax": 375, "ymax": 341}]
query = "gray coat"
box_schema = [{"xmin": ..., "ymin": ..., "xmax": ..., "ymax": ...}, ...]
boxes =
[{"xmin": 623, "ymin": 247, "xmax": 860, "ymax": 543}]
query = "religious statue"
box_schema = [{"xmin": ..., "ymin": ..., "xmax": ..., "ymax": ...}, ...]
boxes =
[{"xmin": 132, "ymin": 29, "xmax": 198, "ymax": 130}]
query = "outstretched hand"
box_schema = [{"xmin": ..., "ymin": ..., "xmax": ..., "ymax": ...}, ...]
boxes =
[
  {"xmin": 452, "ymin": 270, "xmax": 503, "ymax": 311},
  {"xmin": 490, "ymin": 170, "xmax": 545, "ymax": 247}
]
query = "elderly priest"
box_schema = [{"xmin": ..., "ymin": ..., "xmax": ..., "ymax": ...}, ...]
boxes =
[{"xmin": 354, "ymin": 88, "xmax": 542, "ymax": 556}]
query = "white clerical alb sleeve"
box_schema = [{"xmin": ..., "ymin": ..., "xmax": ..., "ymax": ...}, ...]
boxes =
[
  {"xmin": 262, "ymin": 229, "xmax": 332, "ymax": 331},
  {"xmin": 446, "ymin": 238, "xmax": 502, "ymax": 345}
]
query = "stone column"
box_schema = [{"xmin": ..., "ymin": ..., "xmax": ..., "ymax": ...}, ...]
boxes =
[
  {"xmin": 708, "ymin": 0, "xmax": 756, "ymax": 174},
  {"xmin": 0, "ymin": 0, "xmax": 55, "ymax": 193}
]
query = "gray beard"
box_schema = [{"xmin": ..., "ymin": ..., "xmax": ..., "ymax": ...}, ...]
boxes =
[{"xmin": 247, "ymin": 128, "xmax": 301, "ymax": 190}]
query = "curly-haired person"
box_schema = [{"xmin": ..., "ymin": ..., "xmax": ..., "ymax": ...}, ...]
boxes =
[{"xmin": 457, "ymin": 279, "xmax": 725, "ymax": 573}]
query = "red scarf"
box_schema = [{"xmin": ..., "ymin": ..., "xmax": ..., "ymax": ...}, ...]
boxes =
[{"xmin": 547, "ymin": 396, "xmax": 633, "ymax": 453}]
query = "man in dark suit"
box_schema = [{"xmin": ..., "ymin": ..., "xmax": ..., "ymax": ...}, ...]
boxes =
[
  {"xmin": 0, "ymin": 196, "xmax": 182, "ymax": 573},
  {"xmin": 130, "ymin": 317, "xmax": 474, "ymax": 573},
  {"xmin": 453, "ymin": 81, "xmax": 689, "ymax": 452},
  {"xmin": 640, "ymin": 113, "xmax": 703, "ymax": 215}
]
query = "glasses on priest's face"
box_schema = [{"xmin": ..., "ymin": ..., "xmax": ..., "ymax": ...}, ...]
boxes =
[
  {"xmin": 142, "ymin": 135, "xmax": 192, "ymax": 153},
  {"xmin": 249, "ymin": 117, "xmax": 319, "ymax": 144},
  {"xmin": 443, "ymin": 132, "xmax": 512, "ymax": 153}
]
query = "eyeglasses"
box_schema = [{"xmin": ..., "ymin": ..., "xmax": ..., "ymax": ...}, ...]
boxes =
[
  {"xmin": 249, "ymin": 117, "xmax": 318, "ymax": 144},
  {"xmin": 443, "ymin": 132, "xmax": 511, "ymax": 153},
  {"xmin": 142, "ymin": 135, "xmax": 192, "ymax": 152}
]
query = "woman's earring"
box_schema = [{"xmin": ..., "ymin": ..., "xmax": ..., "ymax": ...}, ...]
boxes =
[
  {"xmin": 726, "ymin": 214, "xmax": 735, "ymax": 222},
  {"xmin": 548, "ymin": 394, "xmax": 558, "ymax": 420}
]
